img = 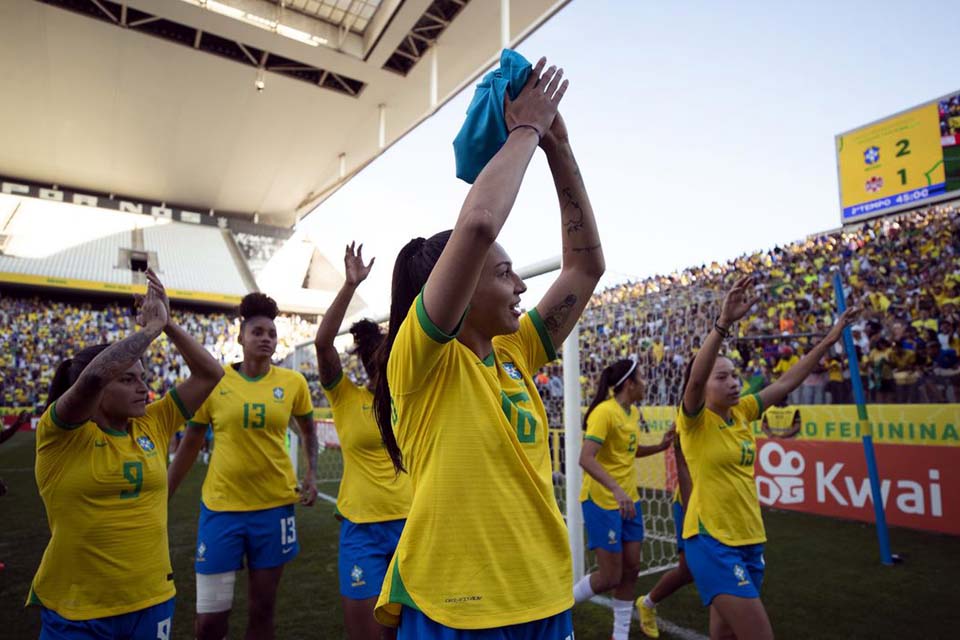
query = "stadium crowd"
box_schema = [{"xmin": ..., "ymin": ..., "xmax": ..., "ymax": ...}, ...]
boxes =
[
  {"xmin": 578, "ymin": 203, "xmax": 960, "ymax": 407},
  {"xmin": 0, "ymin": 296, "xmax": 316, "ymax": 410},
  {"xmin": 3, "ymin": 204, "xmax": 959, "ymax": 413}
]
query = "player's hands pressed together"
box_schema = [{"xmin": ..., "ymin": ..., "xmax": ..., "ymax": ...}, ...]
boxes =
[{"xmin": 504, "ymin": 57, "xmax": 569, "ymax": 139}]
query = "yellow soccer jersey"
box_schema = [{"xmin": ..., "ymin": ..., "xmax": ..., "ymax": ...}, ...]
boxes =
[
  {"xmin": 763, "ymin": 406, "xmax": 800, "ymax": 435},
  {"xmin": 28, "ymin": 391, "xmax": 190, "ymax": 620},
  {"xmin": 677, "ymin": 394, "xmax": 766, "ymax": 546},
  {"xmin": 375, "ymin": 295, "xmax": 570, "ymax": 630},
  {"xmin": 323, "ymin": 373, "xmax": 412, "ymax": 523},
  {"xmin": 191, "ymin": 364, "xmax": 313, "ymax": 512},
  {"xmin": 579, "ymin": 398, "xmax": 642, "ymax": 508}
]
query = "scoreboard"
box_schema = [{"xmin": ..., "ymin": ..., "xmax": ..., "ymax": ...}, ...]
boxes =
[{"xmin": 836, "ymin": 90, "xmax": 960, "ymax": 224}]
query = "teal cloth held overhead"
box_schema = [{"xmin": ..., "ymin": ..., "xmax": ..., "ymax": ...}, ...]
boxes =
[{"xmin": 453, "ymin": 49, "xmax": 532, "ymax": 183}]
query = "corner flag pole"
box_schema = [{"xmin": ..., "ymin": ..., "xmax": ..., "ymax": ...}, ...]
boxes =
[{"xmin": 833, "ymin": 272, "xmax": 894, "ymax": 566}]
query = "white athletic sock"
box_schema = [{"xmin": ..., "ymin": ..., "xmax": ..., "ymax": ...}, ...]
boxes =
[
  {"xmin": 612, "ymin": 598, "xmax": 633, "ymax": 640},
  {"xmin": 643, "ymin": 594, "xmax": 656, "ymax": 608},
  {"xmin": 573, "ymin": 574, "xmax": 595, "ymax": 604}
]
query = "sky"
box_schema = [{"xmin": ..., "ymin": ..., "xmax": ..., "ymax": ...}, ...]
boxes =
[{"xmin": 298, "ymin": 0, "xmax": 959, "ymax": 319}]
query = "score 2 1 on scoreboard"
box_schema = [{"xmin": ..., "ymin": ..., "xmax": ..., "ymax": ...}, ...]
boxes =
[{"xmin": 836, "ymin": 90, "xmax": 960, "ymax": 223}]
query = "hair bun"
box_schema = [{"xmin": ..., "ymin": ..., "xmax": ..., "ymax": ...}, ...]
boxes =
[{"xmin": 239, "ymin": 292, "xmax": 278, "ymax": 321}]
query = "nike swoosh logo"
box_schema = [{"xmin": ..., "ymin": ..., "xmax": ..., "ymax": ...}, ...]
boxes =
[
  {"xmin": 282, "ymin": 546, "xmax": 294, "ymax": 554},
  {"xmin": 95, "ymin": 441, "xmax": 107, "ymax": 447},
  {"xmin": 219, "ymin": 390, "xmax": 230, "ymax": 395}
]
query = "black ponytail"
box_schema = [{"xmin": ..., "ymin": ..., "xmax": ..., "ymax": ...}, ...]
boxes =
[
  {"xmin": 45, "ymin": 344, "xmax": 112, "ymax": 410},
  {"xmin": 349, "ymin": 319, "xmax": 384, "ymax": 381},
  {"xmin": 583, "ymin": 358, "xmax": 635, "ymax": 430},
  {"xmin": 373, "ymin": 230, "xmax": 453, "ymax": 473}
]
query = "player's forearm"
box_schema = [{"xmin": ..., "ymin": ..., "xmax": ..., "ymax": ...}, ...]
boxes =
[
  {"xmin": 299, "ymin": 420, "xmax": 319, "ymax": 476},
  {"xmin": 165, "ymin": 322, "xmax": 222, "ymax": 383},
  {"xmin": 684, "ymin": 328, "xmax": 725, "ymax": 412},
  {"xmin": 635, "ymin": 442, "xmax": 669, "ymax": 458},
  {"xmin": 314, "ymin": 283, "xmax": 357, "ymax": 353},
  {"xmin": 167, "ymin": 430, "xmax": 203, "ymax": 497},
  {"xmin": 546, "ymin": 141, "xmax": 605, "ymax": 278}
]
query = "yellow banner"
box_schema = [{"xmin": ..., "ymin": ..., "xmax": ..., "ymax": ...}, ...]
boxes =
[
  {"xmin": 0, "ymin": 271, "xmax": 242, "ymax": 305},
  {"xmin": 626, "ymin": 404, "xmax": 960, "ymax": 447},
  {"xmin": 551, "ymin": 404, "xmax": 960, "ymax": 492}
]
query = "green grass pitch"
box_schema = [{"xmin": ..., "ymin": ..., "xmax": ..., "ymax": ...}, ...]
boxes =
[{"xmin": 1, "ymin": 433, "xmax": 958, "ymax": 639}]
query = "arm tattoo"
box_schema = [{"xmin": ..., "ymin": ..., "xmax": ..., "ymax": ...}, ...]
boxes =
[
  {"xmin": 79, "ymin": 330, "xmax": 158, "ymax": 391},
  {"xmin": 564, "ymin": 243, "xmax": 602, "ymax": 254},
  {"xmin": 560, "ymin": 187, "xmax": 584, "ymax": 234},
  {"xmin": 543, "ymin": 294, "xmax": 578, "ymax": 335}
]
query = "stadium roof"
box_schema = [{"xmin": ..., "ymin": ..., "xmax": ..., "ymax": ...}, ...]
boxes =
[{"xmin": 1, "ymin": 0, "xmax": 571, "ymax": 228}]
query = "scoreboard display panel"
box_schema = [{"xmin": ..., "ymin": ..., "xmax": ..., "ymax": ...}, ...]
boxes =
[{"xmin": 836, "ymin": 90, "xmax": 960, "ymax": 224}]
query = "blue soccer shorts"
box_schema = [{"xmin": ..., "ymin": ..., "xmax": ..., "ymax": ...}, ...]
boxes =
[
  {"xmin": 399, "ymin": 607, "xmax": 574, "ymax": 640},
  {"xmin": 41, "ymin": 597, "xmax": 174, "ymax": 640},
  {"xmin": 195, "ymin": 502, "xmax": 299, "ymax": 574},
  {"xmin": 338, "ymin": 517, "xmax": 405, "ymax": 599},
  {"xmin": 582, "ymin": 497, "xmax": 645, "ymax": 552},
  {"xmin": 684, "ymin": 532, "xmax": 765, "ymax": 606}
]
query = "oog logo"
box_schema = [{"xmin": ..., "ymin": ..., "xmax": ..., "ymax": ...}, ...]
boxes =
[{"xmin": 756, "ymin": 442, "xmax": 805, "ymax": 505}]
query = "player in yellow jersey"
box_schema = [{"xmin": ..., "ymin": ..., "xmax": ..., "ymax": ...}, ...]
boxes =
[
  {"xmin": 678, "ymin": 276, "xmax": 858, "ymax": 640},
  {"xmin": 371, "ymin": 57, "xmax": 603, "ymax": 639},
  {"xmin": 168, "ymin": 292, "xmax": 319, "ymax": 640},
  {"xmin": 573, "ymin": 358, "xmax": 674, "ymax": 640},
  {"xmin": 761, "ymin": 404, "xmax": 801, "ymax": 439},
  {"xmin": 28, "ymin": 271, "xmax": 223, "ymax": 639},
  {"xmin": 314, "ymin": 242, "xmax": 412, "ymax": 639}
]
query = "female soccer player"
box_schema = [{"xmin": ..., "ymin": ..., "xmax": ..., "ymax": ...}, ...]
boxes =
[
  {"xmin": 678, "ymin": 276, "xmax": 858, "ymax": 640},
  {"xmin": 573, "ymin": 358, "xmax": 674, "ymax": 640},
  {"xmin": 168, "ymin": 292, "xmax": 319, "ymax": 640},
  {"xmin": 28, "ymin": 270, "xmax": 223, "ymax": 639},
  {"xmin": 372, "ymin": 57, "xmax": 602, "ymax": 638},
  {"xmin": 314, "ymin": 242, "xmax": 411, "ymax": 639}
]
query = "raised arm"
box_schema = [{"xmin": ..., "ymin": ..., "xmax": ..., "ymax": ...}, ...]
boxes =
[
  {"xmin": 759, "ymin": 307, "xmax": 860, "ymax": 410},
  {"xmin": 55, "ymin": 289, "xmax": 167, "ymax": 425},
  {"xmin": 683, "ymin": 276, "xmax": 758, "ymax": 415},
  {"xmin": 534, "ymin": 113, "xmax": 605, "ymax": 347},
  {"xmin": 424, "ymin": 58, "xmax": 568, "ymax": 332},
  {"xmin": 314, "ymin": 242, "xmax": 373, "ymax": 386},
  {"xmin": 144, "ymin": 270, "xmax": 224, "ymax": 415}
]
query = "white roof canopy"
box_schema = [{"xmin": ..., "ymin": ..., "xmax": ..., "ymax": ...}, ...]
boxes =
[{"xmin": 1, "ymin": 0, "xmax": 570, "ymax": 228}]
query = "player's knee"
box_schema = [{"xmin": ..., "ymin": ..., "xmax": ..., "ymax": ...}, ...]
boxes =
[
  {"xmin": 593, "ymin": 567, "xmax": 621, "ymax": 593},
  {"xmin": 196, "ymin": 571, "xmax": 236, "ymax": 614},
  {"xmin": 195, "ymin": 612, "xmax": 230, "ymax": 640},
  {"xmin": 621, "ymin": 558, "xmax": 642, "ymax": 580},
  {"xmin": 247, "ymin": 590, "xmax": 278, "ymax": 623}
]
